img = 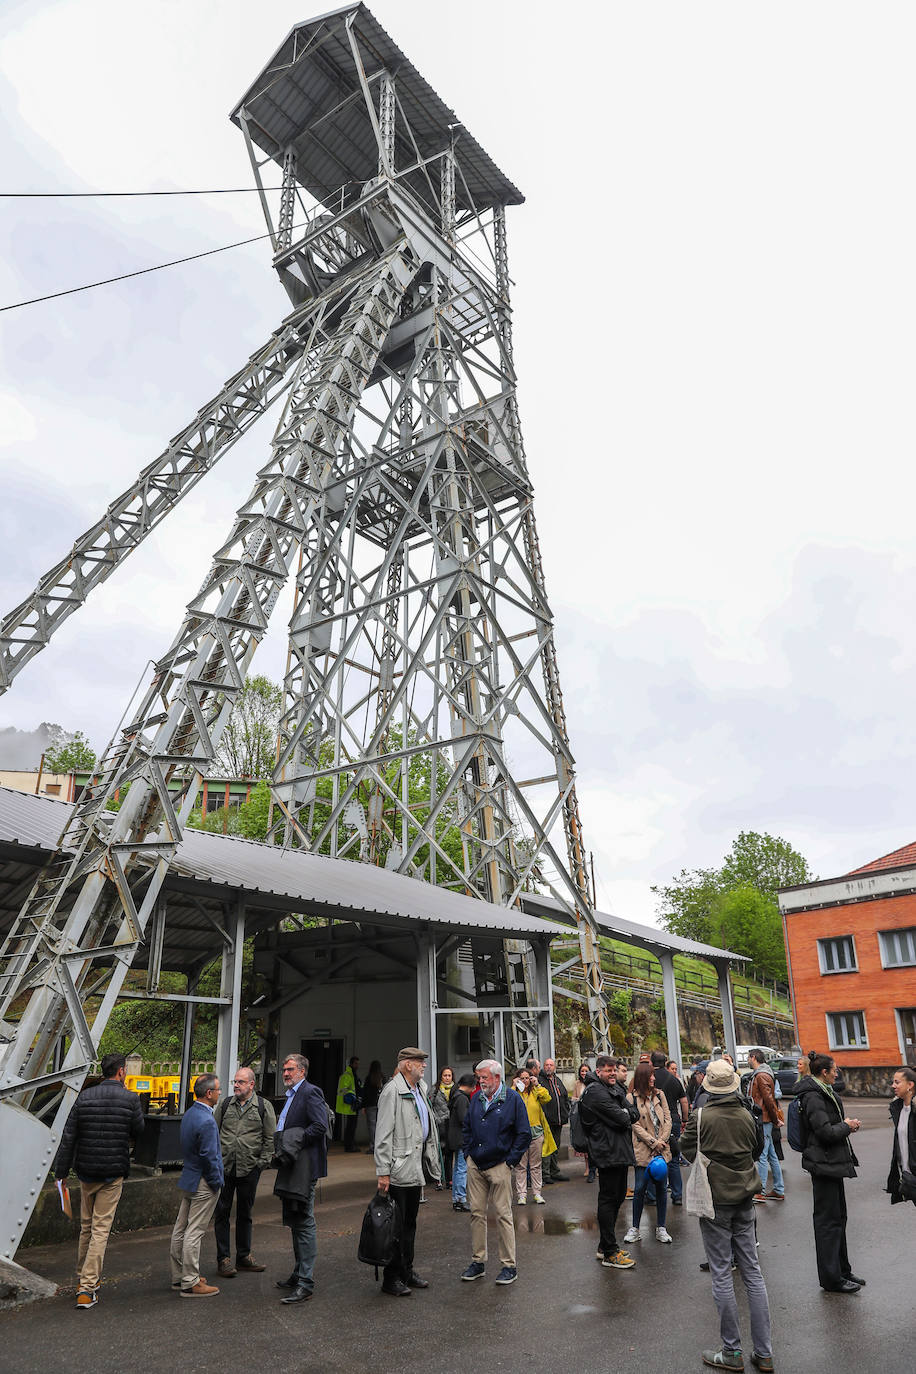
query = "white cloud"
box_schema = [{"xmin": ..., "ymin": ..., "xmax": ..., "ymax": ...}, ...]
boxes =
[{"xmin": 0, "ymin": 392, "xmax": 36, "ymax": 445}]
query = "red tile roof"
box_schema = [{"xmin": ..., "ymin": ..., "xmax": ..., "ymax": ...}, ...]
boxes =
[{"xmin": 848, "ymin": 840, "xmax": 916, "ymax": 875}]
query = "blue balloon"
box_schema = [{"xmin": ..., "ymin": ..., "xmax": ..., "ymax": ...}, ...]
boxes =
[{"xmin": 646, "ymin": 1154, "xmax": 668, "ymax": 1183}]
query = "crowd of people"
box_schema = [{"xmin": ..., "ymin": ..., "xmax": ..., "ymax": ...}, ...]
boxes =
[{"xmin": 51, "ymin": 1041, "xmax": 916, "ymax": 1371}]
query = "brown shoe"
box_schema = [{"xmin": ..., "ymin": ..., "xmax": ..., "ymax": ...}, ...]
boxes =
[
  {"xmin": 218, "ymin": 1259, "xmax": 237, "ymax": 1277},
  {"xmin": 236, "ymin": 1255, "xmax": 265, "ymax": 1272},
  {"xmin": 180, "ymin": 1280, "xmax": 220, "ymax": 1297}
]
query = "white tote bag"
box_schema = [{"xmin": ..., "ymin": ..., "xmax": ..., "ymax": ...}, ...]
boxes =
[{"xmin": 684, "ymin": 1107, "xmax": 716, "ymax": 1219}]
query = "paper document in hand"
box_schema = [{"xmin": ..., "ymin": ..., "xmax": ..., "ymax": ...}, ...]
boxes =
[{"xmin": 56, "ymin": 1179, "xmax": 72, "ymax": 1219}]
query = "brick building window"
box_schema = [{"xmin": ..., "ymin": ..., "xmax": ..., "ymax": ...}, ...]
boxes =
[
  {"xmin": 827, "ymin": 1011, "xmax": 868, "ymax": 1050},
  {"xmin": 879, "ymin": 928, "xmax": 916, "ymax": 968},
  {"xmin": 817, "ymin": 935, "xmax": 857, "ymax": 974}
]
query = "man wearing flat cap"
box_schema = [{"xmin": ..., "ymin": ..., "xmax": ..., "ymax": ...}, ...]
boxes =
[
  {"xmin": 373, "ymin": 1047, "xmax": 441, "ymax": 1296},
  {"xmin": 681, "ymin": 1058, "xmax": 774, "ymax": 1372}
]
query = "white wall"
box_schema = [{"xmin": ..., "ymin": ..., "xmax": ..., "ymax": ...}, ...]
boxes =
[{"xmin": 278, "ymin": 974, "xmax": 417, "ymax": 1077}]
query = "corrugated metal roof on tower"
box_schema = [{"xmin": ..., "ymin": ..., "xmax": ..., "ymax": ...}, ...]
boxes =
[{"xmin": 230, "ymin": 3, "xmax": 523, "ymax": 215}]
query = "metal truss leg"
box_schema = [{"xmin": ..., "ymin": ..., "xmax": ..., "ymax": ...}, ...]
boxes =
[{"xmin": 0, "ymin": 242, "xmax": 419, "ymax": 1262}]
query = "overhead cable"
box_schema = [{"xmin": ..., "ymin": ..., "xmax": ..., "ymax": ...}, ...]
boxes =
[
  {"xmin": 0, "ymin": 224, "xmax": 300, "ymax": 314},
  {"xmin": 0, "ymin": 187, "xmax": 283, "ymax": 198}
]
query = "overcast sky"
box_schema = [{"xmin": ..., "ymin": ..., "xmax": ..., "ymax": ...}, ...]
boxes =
[{"xmin": 2, "ymin": 1, "xmax": 915, "ymax": 924}]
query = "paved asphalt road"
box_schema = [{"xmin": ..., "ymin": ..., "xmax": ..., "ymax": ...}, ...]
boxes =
[{"xmin": 1, "ymin": 1100, "xmax": 908, "ymax": 1373}]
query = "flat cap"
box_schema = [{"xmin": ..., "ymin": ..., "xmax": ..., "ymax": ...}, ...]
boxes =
[{"xmin": 397, "ymin": 1046, "xmax": 429, "ymax": 1062}]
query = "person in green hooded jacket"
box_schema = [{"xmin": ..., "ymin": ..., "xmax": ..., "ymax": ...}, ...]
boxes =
[{"xmin": 336, "ymin": 1056, "xmax": 361, "ymax": 1153}]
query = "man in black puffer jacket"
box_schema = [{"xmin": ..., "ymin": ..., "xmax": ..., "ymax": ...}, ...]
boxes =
[
  {"xmin": 54, "ymin": 1052, "xmax": 145, "ymax": 1309},
  {"xmin": 579, "ymin": 1056, "xmax": 639, "ymax": 1268}
]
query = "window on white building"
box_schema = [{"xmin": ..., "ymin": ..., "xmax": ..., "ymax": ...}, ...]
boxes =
[
  {"xmin": 826, "ymin": 1011, "xmax": 868, "ymax": 1050},
  {"xmin": 879, "ymin": 928, "xmax": 916, "ymax": 969},
  {"xmin": 817, "ymin": 935, "xmax": 857, "ymax": 974}
]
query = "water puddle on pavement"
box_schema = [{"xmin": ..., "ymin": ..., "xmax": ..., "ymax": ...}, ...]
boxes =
[{"xmin": 521, "ymin": 1214, "xmax": 597, "ymax": 1235}]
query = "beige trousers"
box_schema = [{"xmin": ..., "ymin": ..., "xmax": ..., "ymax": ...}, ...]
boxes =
[
  {"xmin": 77, "ymin": 1178, "xmax": 123, "ymax": 1291},
  {"xmin": 466, "ymin": 1157, "xmax": 516, "ymax": 1268},
  {"xmin": 170, "ymin": 1180, "xmax": 220, "ymax": 1289},
  {"xmin": 514, "ymin": 1135, "xmax": 544, "ymax": 1199}
]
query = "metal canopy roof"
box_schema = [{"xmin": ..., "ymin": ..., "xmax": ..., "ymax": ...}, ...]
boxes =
[
  {"xmin": 520, "ymin": 892, "xmax": 749, "ymax": 965},
  {"xmin": 230, "ymin": 3, "xmax": 524, "ymax": 216},
  {"xmin": 0, "ymin": 788, "xmax": 567, "ymax": 965}
]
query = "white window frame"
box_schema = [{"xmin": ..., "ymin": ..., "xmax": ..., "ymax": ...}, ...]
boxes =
[
  {"xmin": 817, "ymin": 934, "xmax": 857, "ymax": 975},
  {"xmin": 878, "ymin": 928, "xmax": 916, "ymax": 969},
  {"xmin": 826, "ymin": 1010, "xmax": 868, "ymax": 1051}
]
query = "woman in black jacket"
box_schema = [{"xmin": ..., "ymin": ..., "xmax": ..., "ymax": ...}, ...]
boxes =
[
  {"xmin": 886, "ymin": 1066, "xmax": 916, "ymax": 1205},
  {"xmin": 794, "ymin": 1050, "xmax": 863, "ymax": 1293},
  {"xmin": 447, "ymin": 1075, "xmax": 475, "ymax": 1211}
]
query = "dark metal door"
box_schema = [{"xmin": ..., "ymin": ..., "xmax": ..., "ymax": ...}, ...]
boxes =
[{"xmin": 301, "ymin": 1037, "xmax": 344, "ymax": 1122}]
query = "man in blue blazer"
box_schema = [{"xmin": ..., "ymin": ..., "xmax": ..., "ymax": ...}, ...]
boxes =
[
  {"xmin": 170, "ymin": 1074, "xmax": 224, "ymax": 1297},
  {"xmin": 273, "ymin": 1053, "xmax": 329, "ymax": 1304}
]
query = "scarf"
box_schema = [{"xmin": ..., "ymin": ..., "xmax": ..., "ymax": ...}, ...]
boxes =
[{"xmin": 812, "ymin": 1075, "xmax": 841, "ymax": 1111}]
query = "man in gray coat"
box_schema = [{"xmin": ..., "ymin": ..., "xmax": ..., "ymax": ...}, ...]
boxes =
[
  {"xmin": 682, "ymin": 1058, "xmax": 774, "ymax": 1372},
  {"xmin": 374, "ymin": 1046, "xmax": 441, "ymax": 1297}
]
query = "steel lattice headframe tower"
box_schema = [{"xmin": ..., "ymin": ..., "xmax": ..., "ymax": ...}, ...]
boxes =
[{"xmin": 0, "ymin": 4, "xmax": 608, "ymax": 1259}]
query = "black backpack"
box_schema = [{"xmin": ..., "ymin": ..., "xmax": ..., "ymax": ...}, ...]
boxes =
[
  {"xmin": 217, "ymin": 1092, "xmax": 268, "ymax": 1127},
  {"xmin": 786, "ymin": 1094, "xmax": 808, "ymax": 1152},
  {"xmin": 568, "ymin": 1098, "xmax": 590, "ymax": 1154},
  {"xmin": 357, "ymin": 1190, "xmax": 403, "ymax": 1280}
]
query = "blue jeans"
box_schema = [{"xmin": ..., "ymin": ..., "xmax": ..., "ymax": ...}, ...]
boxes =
[
  {"xmin": 285, "ymin": 1183, "xmax": 317, "ymax": 1291},
  {"xmin": 757, "ymin": 1123, "xmax": 784, "ymax": 1195},
  {"xmin": 632, "ymin": 1164, "xmax": 667, "ymax": 1228},
  {"xmin": 451, "ymin": 1149, "xmax": 468, "ymax": 1202}
]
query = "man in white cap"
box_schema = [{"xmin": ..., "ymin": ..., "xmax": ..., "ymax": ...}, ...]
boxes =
[{"xmin": 681, "ymin": 1057, "xmax": 774, "ymax": 1373}]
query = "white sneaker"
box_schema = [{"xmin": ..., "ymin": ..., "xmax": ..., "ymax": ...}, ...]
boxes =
[
  {"xmin": 623, "ymin": 1226, "xmax": 641, "ymax": 1243},
  {"xmin": 533, "ymin": 1193, "xmax": 545, "ymax": 1204},
  {"xmin": 516, "ymin": 1196, "xmax": 526, "ymax": 1205},
  {"xmin": 655, "ymin": 1226, "xmax": 673, "ymax": 1243}
]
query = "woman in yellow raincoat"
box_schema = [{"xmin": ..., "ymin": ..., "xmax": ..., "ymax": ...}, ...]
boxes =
[{"xmin": 511, "ymin": 1067, "xmax": 556, "ymax": 1204}]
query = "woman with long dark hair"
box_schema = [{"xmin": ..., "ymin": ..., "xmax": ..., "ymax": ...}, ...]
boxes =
[
  {"xmin": 362, "ymin": 1060, "xmax": 386, "ymax": 1154},
  {"xmin": 624, "ymin": 1062, "xmax": 673, "ymax": 1245},
  {"xmin": 886, "ymin": 1065, "xmax": 916, "ymax": 1207},
  {"xmin": 793, "ymin": 1050, "xmax": 863, "ymax": 1292},
  {"xmin": 572, "ymin": 1061, "xmax": 596, "ymax": 1179}
]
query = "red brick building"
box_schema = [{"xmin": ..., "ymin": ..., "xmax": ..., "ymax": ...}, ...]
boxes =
[{"xmin": 779, "ymin": 841, "xmax": 916, "ymax": 1094}]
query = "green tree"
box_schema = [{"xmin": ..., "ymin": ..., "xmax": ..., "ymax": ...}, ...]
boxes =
[
  {"xmin": 708, "ymin": 884, "xmax": 787, "ymax": 981},
  {"xmin": 185, "ymin": 779, "xmax": 272, "ymax": 841},
  {"xmin": 216, "ymin": 674, "xmax": 283, "ymax": 778},
  {"xmin": 720, "ymin": 830, "xmax": 813, "ymax": 896},
  {"xmin": 44, "ymin": 729, "xmax": 96, "ymax": 773},
  {"xmin": 654, "ymin": 830, "xmax": 812, "ymax": 976},
  {"xmin": 651, "ymin": 866, "xmax": 722, "ymax": 944}
]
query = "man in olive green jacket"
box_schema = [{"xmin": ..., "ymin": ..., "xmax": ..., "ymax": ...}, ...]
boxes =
[
  {"xmin": 374, "ymin": 1047, "xmax": 441, "ymax": 1296},
  {"xmin": 682, "ymin": 1059, "xmax": 774, "ymax": 1372},
  {"xmin": 213, "ymin": 1066, "xmax": 277, "ymax": 1277}
]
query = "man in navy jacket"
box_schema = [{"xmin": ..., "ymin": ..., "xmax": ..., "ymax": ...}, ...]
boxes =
[
  {"xmin": 170, "ymin": 1074, "xmax": 224, "ymax": 1297},
  {"xmin": 273, "ymin": 1053, "xmax": 329, "ymax": 1304},
  {"xmin": 460, "ymin": 1059, "xmax": 531, "ymax": 1286}
]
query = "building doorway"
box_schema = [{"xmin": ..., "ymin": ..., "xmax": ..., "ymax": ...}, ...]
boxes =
[
  {"xmin": 301, "ymin": 1037, "xmax": 344, "ymax": 1123},
  {"xmin": 896, "ymin": 1009, "xmax": 916, "ymax": 1066}
]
